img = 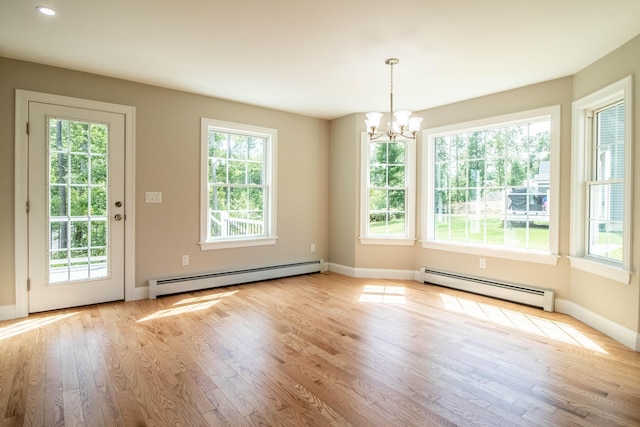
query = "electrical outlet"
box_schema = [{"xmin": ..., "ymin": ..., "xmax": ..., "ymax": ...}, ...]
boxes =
[
  {"xmin": 479, "ymin": 258, "xmax": 486, "ymax": 269},
  {"xmin": 182, "ymin": 255, "xmax": 189, "ymax": 266},
  {"xmin": 310, "ymin": 243, "xmax": 316, "ymax": 253}
]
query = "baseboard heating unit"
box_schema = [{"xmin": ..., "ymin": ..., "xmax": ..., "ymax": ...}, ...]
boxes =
[
  {"xmin": 421, "ymin": 268, "xmax": 555, "ymax": 312},
  {"xmin": 148, "ymin": 260, "xmax": 323, "ymax": 299}
]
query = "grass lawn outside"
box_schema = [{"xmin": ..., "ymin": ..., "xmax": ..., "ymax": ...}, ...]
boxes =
[
  {"xmin": 367, "ymin": 216, "xmax": 550, "ymax": 250},
  {"xmin": 369, "ymin": 215, "xmax": 622, "ymax": 261},
  {"xmin": 435, "ymin": 216, "xmax": 549, "ymax": 251},
  {"xmin": 369, "ymin": 219, "xmax": 405, "ymax": 235}
]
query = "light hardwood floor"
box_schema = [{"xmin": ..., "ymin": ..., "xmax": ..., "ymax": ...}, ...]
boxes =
[{"xmin": 1, "ymin": 272, "xmax": 639, "ymax": 426}]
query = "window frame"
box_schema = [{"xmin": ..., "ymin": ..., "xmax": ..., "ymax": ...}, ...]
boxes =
[
  {"xmin": 569, "ymin": 76, "xmax": 633, "ymax": 284},
  {"xmin": 421, "ymin": 106, "xmax": 561, "ymax": 265},
  {"xmin": 200, "ymin": 118, "xmax": 278, "ymax": 250},
  {"xmin": 359, "ymin": 132, "xmax": 416, "ymax": 246}
]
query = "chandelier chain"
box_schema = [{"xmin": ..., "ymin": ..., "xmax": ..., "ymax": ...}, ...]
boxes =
[{"xmin": 390, "ymin": 60, "xmax": 394, "ymax": 96}]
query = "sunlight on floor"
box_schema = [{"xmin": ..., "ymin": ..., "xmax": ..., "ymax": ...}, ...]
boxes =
[
  {"xmin": 0, "ymin": 312, "xmax": 78, "ymax": 341},
  {"xmin": 359, "ymin": 285, "xmax": 406, "ymax": 304},
  {"xmin": 138, "ymin": 290, "xmax": 238, "ymax": 321},
  {"xmin": 439, "ymin": 294, "xmax": 608, "ymax": 353}
]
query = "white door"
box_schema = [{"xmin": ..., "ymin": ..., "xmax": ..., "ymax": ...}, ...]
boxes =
[{"xmin": 28, "ymin": 102, "xmax": 126, "ymax": 312}]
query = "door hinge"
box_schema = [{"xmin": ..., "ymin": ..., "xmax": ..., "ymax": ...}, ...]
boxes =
[
  {"xmin": 26, "ymin": 122, "xmax": 30, "ymax": 135},
  {"xmin": 27, "ymin": 278, "xmax": 31, "ymax": 291},
  {"xmin": 26, "ymin": 200, "xmax": 30, "ymax": 214}
]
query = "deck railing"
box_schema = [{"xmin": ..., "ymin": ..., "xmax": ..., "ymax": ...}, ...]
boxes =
[{"xmin": 210, "ymin": 212, "xmax": 263, "ymax": 237}]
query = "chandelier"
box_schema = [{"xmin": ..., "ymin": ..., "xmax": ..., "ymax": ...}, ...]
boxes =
[{"xmin": 365, "ymin": 58, "xmax": 422, "ymax": 141}]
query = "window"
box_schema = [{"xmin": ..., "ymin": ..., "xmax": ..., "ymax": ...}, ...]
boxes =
[
  {"xmin": 422, "ymin": 106, "xmax": 560, "ymax": 264},
  {"xmin": 200, "ymin": 119, "xmax": 277, "ymax": 250},
  {"xmin": 360, "ymin": 133, "xmax": 416, "ymax": 245},
  {"xmin": 570, "ymin": 77, "xmax": 633, "ymax": 284}
]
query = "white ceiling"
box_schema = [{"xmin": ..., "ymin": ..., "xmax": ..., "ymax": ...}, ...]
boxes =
[{"xmin": 2, "ymin": 0, "xmax": 640, "ymax": 119}]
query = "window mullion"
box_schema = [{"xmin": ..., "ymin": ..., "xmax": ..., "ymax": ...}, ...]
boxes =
[{"xmin": 586, "ymin": 178, "xmax": 624, "ymax": 186}]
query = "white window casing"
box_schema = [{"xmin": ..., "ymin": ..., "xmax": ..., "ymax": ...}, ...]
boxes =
[
  {"xmin": 569, "ymin": 76, "xmax": 633, "ymax": 284},
  {"xmin": 359, "ymin": 132, "xmax": 416, "ymax": 246},
  {"xmin": 200, "ymin": 118, "xmax": 277, "ymax": 250}
]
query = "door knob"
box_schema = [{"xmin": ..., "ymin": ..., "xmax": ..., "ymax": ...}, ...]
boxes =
[
  {"xmin": 115, "ymin": 201, "xmax": 123, "ymax": 208},
  {"xmin": 114, "ymin": 214, "xmax": 123, "ymax": 221}
]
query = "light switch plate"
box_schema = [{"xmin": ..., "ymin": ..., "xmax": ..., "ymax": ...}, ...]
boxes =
[{"xmin": 145, "ymin": 192, "xmax": 162, "ymax": 203}]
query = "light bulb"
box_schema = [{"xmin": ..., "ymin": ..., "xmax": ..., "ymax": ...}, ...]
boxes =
[{"xmin": 36, "ymin": 6, "xmax": 56, "ymax": 15}]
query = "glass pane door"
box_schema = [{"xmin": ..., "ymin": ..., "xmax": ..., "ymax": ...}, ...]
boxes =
[
  {"xmin": 48, "ymin": 118, "xmax": 110, "ymax": 283},
  {"xmin": 28, "ymin": 100, "xmax": 125, "ymax": 313}
]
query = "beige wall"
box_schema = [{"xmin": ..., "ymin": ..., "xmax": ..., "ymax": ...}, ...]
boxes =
[
  {"xmin": 571, "ymin": 34, "xmax": 640, "ymax": 332},
  {"xmin": 328, "ymin": 114, "xmax": 358, "ymax": 268},
  {"xmin": 0, "ymin": 57, "xmax": 329, "ymax": 307}
]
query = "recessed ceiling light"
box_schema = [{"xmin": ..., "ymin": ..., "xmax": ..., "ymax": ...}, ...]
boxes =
[{"xmin": 36, "ymin": 6, "xmax": 56, "ymax": 16}]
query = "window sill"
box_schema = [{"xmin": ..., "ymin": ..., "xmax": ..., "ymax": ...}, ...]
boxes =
[
  {"xmin": 359, "ymin": 237, "xmax": 416, "ymax": 246},
  {"xmin": 200, "ymin": 237, "xmax": 278, "ymax": 250},
  {"xmin": 568, "ymin": 256, "xmax": 632, "ymax": 284},
  {"xmin": 420, "ymin": 240, "xmax": 559, "ymax": 265}
]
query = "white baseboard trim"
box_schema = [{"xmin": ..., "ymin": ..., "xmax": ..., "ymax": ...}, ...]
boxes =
[
  {"xmin": 354, "ymin": 267, "xmax": 418, "ymax": 281},
  {"xmin": 129, "ymin": 285, "xmax": 149, "ymax": 301},
  {"xmin": 327, "ymin": 263, "xmax": 357, "ymax": 277},
  {"xmin": 327, "ymin": 263, "xmax": 419, "ymax": 281},
  {"xmin": 0, "ymin": 305, "xmax": 17, "ymax": 321},
  {"xmin": 554, "ymin": 299, "xmax": 639, "ymax": 351}
]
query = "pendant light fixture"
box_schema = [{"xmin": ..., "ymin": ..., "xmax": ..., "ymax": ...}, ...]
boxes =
[{"xmin": 365, "ymin": 58, "xmax": 422, "ymax": 141}]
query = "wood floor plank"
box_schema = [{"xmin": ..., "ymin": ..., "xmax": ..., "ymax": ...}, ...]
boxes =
[
  {"xmin": 23, "ymin": 328, "xmax": 47, "ymax": 426},
  {"xmin": 204, "ymin": 386, "xmax": 251, "ymax": 426},
  {"xmin": 74, "ymin": 345, "xmax": 105, "ymax": 426},
  {"xmin": 287, "ymin": 381, "xmax": 346, "ymax": 424},
  {"xmin": 106, "ymin": 321, "xmax": 167, "ymax": 425},
  {"xmin": 114, "ymin": 389, "xmax": 146, "ymax": 427},
  {"xmin": 173, "ymin": 368, "xmax": 216, "ymax": 415},
  {"xmin": 209, "ymin": 373, "xmax": 255, "ymax": 417},
  {"xmin": 223, "ymin": 347, "xmax": 312, "ymax": 415},
  {"xmin": 2, "ymin": 336, "xmax": 27, "ymax": 420},
  {"xmin": 60, "ymin": 342, "xmax": 79, "ymax": 393},
  {"xmin": 44, "ymin": 353, "xmax": 65, "ymax": 427},
  {"xmin": 275, "ymin": 358, "xmax": 399, "ymax": 427},
  {"xmin": 84, "ymin": 324, "xmax": 124, "ymax": 427},
  {"xmin": 62, "ymin": 389, "xmax": 85, "ymax": 427},
  {"xmin": 1, "ymin": 272, "xmax": 640, "ymax": 426}
]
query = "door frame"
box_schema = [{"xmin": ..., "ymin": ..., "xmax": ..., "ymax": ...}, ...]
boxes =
[{"xmin": 15, "ymin": 90, "xmax": 137, "ymax": 317}]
